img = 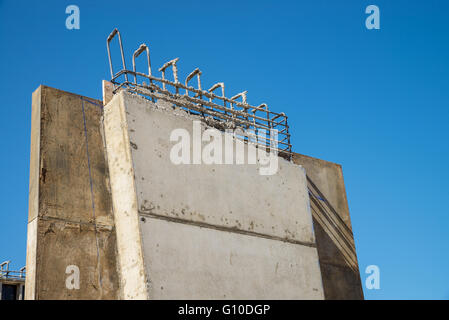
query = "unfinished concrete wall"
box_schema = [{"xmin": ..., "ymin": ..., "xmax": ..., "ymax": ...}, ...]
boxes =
[
  {"xmin": 26, "ymin": 85, "xmax": 362, "ymax": 300},
  {"xmin": 25, "ymin": 86, "xmax": 119, "ymax": 299},
  {"xmin": 103, "ymin": 91, "xmax": 324, "ymax": 299},
  {"xmin": 292, "ymin": 154, "xmax": 364, "ymax": 300}
]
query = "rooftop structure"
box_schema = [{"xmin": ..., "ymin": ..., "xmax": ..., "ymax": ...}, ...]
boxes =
[{"xmin": 0, "ymin": 261, "xmax": 25, "ymax": 300}]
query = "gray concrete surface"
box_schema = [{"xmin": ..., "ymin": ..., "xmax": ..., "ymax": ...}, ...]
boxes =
[
  {"xmin": 126, "ymin": 92, "xmax": 315, "ymax": 245},
  {"xmin": 103, "ymin": 90, "xmax": 324, "ymax": 299},
  {"xmin": 141, "ymin": 216, "xmax": 323, "ymax": 299},
  {"xmin": 26, "ymin": 85, "xmax": 363, "ymax": 300}
]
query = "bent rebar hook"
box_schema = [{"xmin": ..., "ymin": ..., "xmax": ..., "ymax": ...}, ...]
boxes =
[
  {"xmin": 19, "ymin": 266, "xmax": 26, "ymax": 278},
  {"xmin": 231, "ymin": 91, "xmax": 248, "ymax": 105},
  {"xmin": 185, "ymin": 68, "xmax": 202, "ymax": 96},
  {"xmin": 208, "ymin": 82, "xmax": 227, "ymax": 118},
  {"xmin": 0, "ymin": 261, "xmax": 10, "ymax": 273},
  {"xmin": 208, "ymin": 82, "xmax": 225, "ymax": 100},
  {"xmin": 107, "ymin": 28, "xmax": 128, "ymax": 82},
  {"xmin": 231, "ymin": 91, "xmax": 249, "ymax": 128},
  {"xmin": 159, "ymin": 58, "xmax": 179, "ymax": 91},
  {"xmin": 132, "ymin": 43, "xmax": 152, "ymax": 84}
]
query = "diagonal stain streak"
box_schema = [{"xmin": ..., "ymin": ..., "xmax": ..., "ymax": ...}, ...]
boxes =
[
  {"xmin": 307, "ymin": 176, "xmax": 359, "ymax": 272},
  {"xmin": 81, "ymin": 97, "xmax": 104, "ymax": 296}
]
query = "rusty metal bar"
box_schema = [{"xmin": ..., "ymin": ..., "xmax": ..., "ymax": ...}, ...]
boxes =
[
  {"xmin": 112, "ymin": 69, "xmax": 287, "ymax": 118},
  {"xmin": 208, "ymin": 82, "xmax": 227, "ymax": 118},
  {"xmin": 130, "ymin": 85, "xmax": 289, "ymax": 152},
  {"xmin": 231, "ymin": 91, "xmax": 247, "ymax": 105},
  {"xmin": 208, "ymin": 82, "xmax": 225, "ymax": 101},
  {"xmin": 185, "ymin": 68, "xmax": 203, "ymax": 115},
  {"xmin": 132, "ymin": 44, "xmax": 152, "ymax": 84},
  {"xmin": 159, "ymin": 58, "xmax": 179, "ymax": 92},
  {"xmin": 127, "ymin": 82, "xmax": 290, "ymax": 147},
  {"xmin": 252, "ymin": 103, "xmax": 268, "ymax": 138},
  {"xmin": 106, "ymin": 29, "xmax": 292, "ymax": 157},
  {"xmin": 111, "ymin": 73, "xmax": 290, "ymax": 133},
  {"xmin": 185, "ymin": 68, "xmax": 202, "ymax": 95},
  {"xmin": 231, "ymin": 91, "xmax": 249, "ymax": 128},
  {"xmin": 107, "ymin": 28, "xmax": 128, "ymax": 82}
]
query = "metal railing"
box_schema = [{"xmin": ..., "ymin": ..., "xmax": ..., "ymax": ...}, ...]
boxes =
[
  {"xmin": 0, "ymin": 261, "xmax": 25, "ymax": 281},
  {"xmin": 106, "ymin": 28, "xmax": 292, "ymax": 158}
]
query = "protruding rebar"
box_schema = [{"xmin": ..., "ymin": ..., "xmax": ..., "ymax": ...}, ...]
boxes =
[
  {"xmin": 19, "ymin": 266, "xmax": 26, "ymax": 278},
  {"xmin": 185, "ymin": 68, "xmax": 202, "ymax": 95},
  {"xmin": 208, "ymin": 83, "xmax": 225, "ymax": 102},
  {"xmin": 231, "ymin": 91, "xmax": 248, "ymax": 105},
  {"xmin": 107, "ymin": 28, "xmax": 128, "ymax": 82},
  {"xmin": 105, "ymin": 29, "xmax": 292, "ymax": 157},
  {"xmin": 252, "ymin": 103, "xmax": 268, "ymax": 128},
  {"xmin": 251, "ymin": 103, "xmax": 268, "ymax": 145},
  {"xmin": 159, "ymin": 58, "xmax": 179, "ymax": 91},
  {"xmin": 132, "ymin": 44, "xmax": 152, "ymax": 84},
  {"xmin": 0, "ymin": 261, "xmax": 10, "ymax": 271},
  {"xmin": 231, "ymin": 91, "xmax": 249, "ymax": 127}
]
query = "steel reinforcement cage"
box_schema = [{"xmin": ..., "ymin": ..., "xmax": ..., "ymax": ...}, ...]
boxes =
[{"xmin": 106, "ymin": 28, "xmax": 292, "ymax": 159}]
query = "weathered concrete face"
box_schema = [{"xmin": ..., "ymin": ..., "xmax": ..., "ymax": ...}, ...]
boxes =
[
  {"xmin": 26, "ymin": 86, "xmax": 119, "ymax": 299},
  {"xmin": 102, "ymin": 91, "xmax": 148, "ymax": 300},
  {"xmin": 26, "ymin": 85, "xmax": 362, "ymax": 300},
  {"xmin": 103, "ymin": 90, "xmax": 324, "ymax": 299},
  {"xmin": 292, "ymin": 154, "xmax": 364, "ymax": 300},
  {"xmin": 141, "ymin": 217, "xmax": 323, "ymax": 299}
]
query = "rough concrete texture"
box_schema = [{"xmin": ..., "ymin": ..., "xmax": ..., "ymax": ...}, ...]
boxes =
[
  {"xmin": 25, "ymin": 86, "xmax": 119, "ymax": 299},
  {"xmin": 103, "ymin": 90, "xmax": 324, "ymax": 299},
  {"xmin": 126, "ymin": 93, "xmax": 315, "ymax": 245},
  {"xmin": 26, "ymin": 85, "xmax": 363, "ymax": 300},
  {"xmin": 102, "ymin": 91, "xmax": 148, "ymax": 300},
  {"xmin": 141, "ymin": 217, "xmax": 323, "ymax": 299},
  {"xmin": 292, "ymin": 153, "xmax": 364, "ymax": 300}
]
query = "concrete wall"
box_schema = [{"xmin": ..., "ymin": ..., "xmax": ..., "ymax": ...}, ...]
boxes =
[
  {"xmin": 25, "ymin": 86, "xmax": 119, "ymax": 299},
  {"xmin": 292, "ymin": 154, "xmax": 364, "ymax": 299},
  {"xmin": 103, "ymin": 91, "xmax": 324, "ymax": 299},
  {"xmin": 26, "ymin": 85, "xmax": 363, "ymax": 300}
]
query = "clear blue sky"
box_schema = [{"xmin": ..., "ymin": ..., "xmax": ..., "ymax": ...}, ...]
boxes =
[{"xmin": 0, "ymin": 0, "xmax": 448, "ymax": 300}]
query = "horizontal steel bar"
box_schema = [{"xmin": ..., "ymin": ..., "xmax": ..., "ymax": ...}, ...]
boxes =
[
  {"xmin": 111, "ymin": 69, "xmax": 288, "ymax": 118},
  {"xmin": 124, "ymin": 85, "xmax": 292, "ymax": 151},
  {"xmin": 116, "ymin": 79, "xmax": 291, "ymax": 136}
]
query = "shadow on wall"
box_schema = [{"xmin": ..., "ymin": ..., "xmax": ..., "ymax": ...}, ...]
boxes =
[
  {"xmin": 308, "ymin": 176, "xmax": 364, "ymax": 300},
  {"xmin": 292, "ymin": 153, "xmax": 364, "ymax": 300},
  {"xmin": 308, "ymin": 177, "xmax": 359, "ymax": 272}
]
